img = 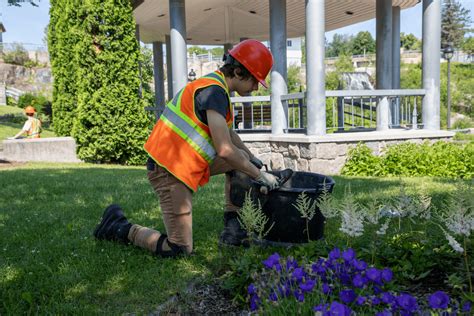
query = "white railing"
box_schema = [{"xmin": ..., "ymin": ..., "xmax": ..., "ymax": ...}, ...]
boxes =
[{"xmin": 231, "ymin": 89, "xmax": 426, "ymax": 133}]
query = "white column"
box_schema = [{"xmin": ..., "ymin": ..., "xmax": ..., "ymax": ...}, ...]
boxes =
[
  {"xmin": 305, "ymin": 0, "xmax": 326, "ymax": 135},
  {"xmin": 169, "ymin": 0, "xmax": 188, "ymax": 95},
  {"xmin": 376, "ymin": 0, "xmax": 392, "ymax": 131},
  {"xmin": 422, "ymin": 0, "xmax": 441, "ymax": 130},
  {"xmin": 270, "ymin": 0, "xmax": 288, "ymax": 135}
]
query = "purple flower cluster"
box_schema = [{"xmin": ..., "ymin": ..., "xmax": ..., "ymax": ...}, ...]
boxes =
[{"xmin": 247, "ymin": 247, "xmax": 472, "ymax": 315}]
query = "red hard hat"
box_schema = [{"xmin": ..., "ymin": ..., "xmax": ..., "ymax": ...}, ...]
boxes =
[
  {"xmin": 24, "ymin": 106, "xmax": 36, "ymax": 114},
  {"xmin": 228, "ymin": 39, "xmax": 273, "ymax": 88}
]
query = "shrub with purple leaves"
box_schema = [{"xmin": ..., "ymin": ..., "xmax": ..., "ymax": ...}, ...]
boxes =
[{"xmin": 247, "ymin": 247, "xmax": 472, "ymax": 315}]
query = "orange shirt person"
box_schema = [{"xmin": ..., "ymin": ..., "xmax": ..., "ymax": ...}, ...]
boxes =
[{"xmin": 10, "ymin": 106, "xmax": 42, "ymax": 139}]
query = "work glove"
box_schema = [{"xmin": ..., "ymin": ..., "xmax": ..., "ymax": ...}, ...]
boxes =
[
  {"xmin": 249, "ymin": 156, "xmax": 264, "ymax": 169},
  {"xmin": 255, "ymin": 171, "xmax": 280, "ymax": 191}
]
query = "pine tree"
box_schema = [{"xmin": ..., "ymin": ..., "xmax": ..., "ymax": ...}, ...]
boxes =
[
  {"xmin": 442, "ymin": 0, "xmax": 473, "ymax": 49},
  {"xmin": 72, "ymin": 0, "xmax": 150, "ymax": 165}
]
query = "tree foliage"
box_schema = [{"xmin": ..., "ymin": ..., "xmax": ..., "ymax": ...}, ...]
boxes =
[
  {"xmin": 7, "ymin": 0, "xmax": 39, "ymax": 6},
  {"xmin": 442, "ymin": 0, "xmax": 473, "ymax": 49},
  {"xmin": 462, "ymin": 37, "xmax": 474, "ymax": 56},
  {"xmin": 48, "ymin": 0, "xmax": 151, "ymax": 165},
  {"xmin": 48, "ymin": 0, "xmax": 80, "ymax": 136},
  {"xmin": 400, "ymin": 33, "xmax": 421, "ymax": 51},
  {"xmin": 326, "ymin": 34, "xmax": 353, "ymax": 58},
  {"xmin": 352, "ymin": 31, "xmax": 375, "ymax": 55}
]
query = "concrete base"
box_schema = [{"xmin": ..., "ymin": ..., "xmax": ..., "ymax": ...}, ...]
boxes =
[
  {"xmin": 2, "ymin": 137, "xmax": 82, "ymax": 163},
  {"xmin": 239, "ymin": 129, "xmax": 455, "ymax": 175}
]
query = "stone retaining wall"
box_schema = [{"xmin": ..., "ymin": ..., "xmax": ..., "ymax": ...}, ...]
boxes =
[
  {"xmin": 240, "ymin": 130, "xmax": 455, "ymax": 175},
  {"xmin": 2, "ymin": 137, "xmax": 81, "ymax": 163}
]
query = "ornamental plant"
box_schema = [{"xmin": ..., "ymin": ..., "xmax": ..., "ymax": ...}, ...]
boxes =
[
  {"xmin": 247, "ymin": 248, "xmax": 473, "ymax": 315},
  {"xmin": 238, "ymin": 191, "xmax": 274, "ymax": 243},
  {"xmin": 293, "ymin": 192, "xmax": 317, "ymax": 242}
]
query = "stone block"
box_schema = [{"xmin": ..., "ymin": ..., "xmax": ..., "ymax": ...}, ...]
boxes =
[
  {"xmin": 2, "ymin": 137, "xmax": 81, "ymax": 163},
  {"xmin": 309, "ymin": 156, "xmax": 346, "ymax": 175}
]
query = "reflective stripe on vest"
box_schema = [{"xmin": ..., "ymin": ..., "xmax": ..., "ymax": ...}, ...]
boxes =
[
  {"xmin": 28, "ymin": 118, "xmax": 41, "ymax": 137},
  {"xmin": 160, "ymin": 106, "xmax": 216, "ymax": 163}
]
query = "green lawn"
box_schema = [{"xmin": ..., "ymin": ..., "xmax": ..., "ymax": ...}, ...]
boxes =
[
  {"xmin": 0, "ymin": 105, "xmax": 24, "ymax": 116},
  {"xmin": 0, "ymin": 162, "xmax": 467, "ymax": 314},
  {"xmin": 0, "ymin": 122, "xmax": 56, "ymax": 143}
]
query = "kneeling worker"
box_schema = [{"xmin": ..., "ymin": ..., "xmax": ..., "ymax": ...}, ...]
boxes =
[{"xmin": 94, "ymin": 39, "xmax": 281, "ymax": 257}]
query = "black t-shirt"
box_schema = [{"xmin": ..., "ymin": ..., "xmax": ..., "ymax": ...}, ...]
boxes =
[{"xmin": 194, "ymin": 85, "xmax": 229, "ymax": 125}]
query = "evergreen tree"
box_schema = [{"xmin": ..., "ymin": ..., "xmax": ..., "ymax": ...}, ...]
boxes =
[
  {"xmin": 326, "ymin": 34, "xmax": 353, "ymax": 57},
  {"xmin": 400, "ymin": 33, "xmax": 421, "ymax": 51},
  {"xmin": 442, "ymin": 0, "xmax": 472, "ymax": 49},
  {"xmin": 72, "ymin": 0, "xmax": 150, "ymax": 164},
  {"xmin": 48, "ymin": 0, "xmax": 80, "ymax": 135},
  {"xmin": 352, "ymin": 31, "xmax": 375, "ymax": 55}
]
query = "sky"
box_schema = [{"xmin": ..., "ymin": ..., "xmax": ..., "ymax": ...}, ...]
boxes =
[{"xmin": 1, "ymin": 0, "xmax": 473, "ymax": 47}]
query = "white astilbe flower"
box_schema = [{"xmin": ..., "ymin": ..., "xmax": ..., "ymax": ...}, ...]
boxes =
[
  {"xmin": 362, "ymin": 199, "xmax": 383, "ymax": 225},
  {"xmin": 441, "ymin": 183, "xmax": 474, "ymax": 237},
  {"xmin": 443, "ymin": 230, "xmax": 464, "ymax": 253},
  {"xmin": 390, "ymin": 186, "xmax": 418, "ymax": 218},
  {"xmin": 339, "ymin": 186, "xmax": 364, "ymax": 237},
  {"xmin": 376, "ymin": 218, "xmax": 391, "ymax": 235}
]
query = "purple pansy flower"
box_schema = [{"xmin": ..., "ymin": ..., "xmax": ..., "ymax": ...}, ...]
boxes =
[
  {"xmin": 353, "ymin": 259, "xmax": 368, "ymax": 271},
  {"xmin": 340, "ymin": 272, "xmax": 352, "ymax": 286},
  {"xmin": 381, "ymin": 268, "xmax": 393, "ymax": 283},
  {"xmin": 375, "ymin": 310, "xmax": 392, "ymax": 316},
  {"xmin": 428, "ymin": 291, "xmax": 450, "ymax": 309},
  {"xmin": 342, "ymin": 248, "xmax": 356, "ymax": 262},
  {"xmin": 249, "ymin": 294, "xmax": 260, "ymax": 311},
  {"xmin": 322, "ymin": 283, "xmax": 331, "ymax": 295},
  {"xmin": 286, "ymin": 257, "xmax": 299, "ymax": 270},
  {"xmin": 396, "ymin": 293, "xmax": 418, "ymax": 312},
  {"xmin": 339, "ymin": 289, "xmax": 357, "ymax": 304},
  {"xmin": 293, "ymin": 289, "xmax": 304, "ymax": 302},
  {"xmin": 313, "ymin": 303, "xmax": 329, "ymax": 312},
  {"xmin": 247, "ymin": 283, "xmax": 256, "ymax": 295},
  {"xmin": 352, "ymin": 274, "xmax": 368, "ymax": 288},
  {"xmin": 372, "ymin": 297, "xmax": 382, "ymax": 305},
  {"xmin": 462, "ymin": 301, "xmax": 471, "ymax": 313},
  {"xmin": 381, "ymin": 292, "xmax": 396, "ymax": 304},
  {"xmin": 329, "ymin": 247, "xmax": 341, "ymax": 260},
  {"xmin": 300, "ymin": 279, "xmax": 316, "ymax": 292},
  {"xmin": 366, "ymin": 267, "xmax": 382, "ymax": 284},
  {"xmin": 269, "ymin": 291, "xmax": 278, "ymax": 302},
  {"xmin": 292, "ymin": 267, "xmax": 305, "ymax": 282},
  {"xmin": 329, "ymin": 301, "xmax": 351, "ymax": 316},
  {"xmin": 356, "ymin": 296, "xmax": 367, "ymax": 306},
  {"xmin": 263, "ymin": 253, "xmax": 281, "ymax": 271}
]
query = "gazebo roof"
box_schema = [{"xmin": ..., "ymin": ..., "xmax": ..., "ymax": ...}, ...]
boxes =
[{"xmin": 133, "ymin": 0, "xmax": 420, "ymax": 45}]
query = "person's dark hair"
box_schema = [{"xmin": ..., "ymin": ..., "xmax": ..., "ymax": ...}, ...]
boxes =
[{"xmin": 219, "ymin": 54, "xmax": 253, "ymax": 81}]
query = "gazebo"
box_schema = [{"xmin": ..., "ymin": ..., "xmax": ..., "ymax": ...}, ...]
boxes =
[{"xmin": 133, "ymin": 0, "xmax": 452, "ymax": 174}]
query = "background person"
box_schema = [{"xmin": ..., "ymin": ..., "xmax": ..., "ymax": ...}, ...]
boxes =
[
  {"xmin": 9, "ymin": 106, "xmax": 42, "ymax": 139},
  {"xmin": 94, "ymin": 39, "xmax": 280, "ymax": 258}
]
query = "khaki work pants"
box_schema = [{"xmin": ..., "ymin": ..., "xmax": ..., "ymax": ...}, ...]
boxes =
[{"xmin": 135, "ymin": 151, "xmax": 248, "ymax": 255}]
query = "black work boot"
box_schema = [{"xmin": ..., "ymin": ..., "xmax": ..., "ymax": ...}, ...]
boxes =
[
  {"xmin": 93, "ymin": 204, "xmax": 132, "ymax": 244},
  {"xmin": 219, "ymin": 212, "xmax": 249, "ymax": 247}
]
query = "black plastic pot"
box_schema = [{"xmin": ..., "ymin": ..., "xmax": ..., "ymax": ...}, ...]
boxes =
[{"xmin": 229, "ymin": 170, "xmax": 335, "ymax": 243}]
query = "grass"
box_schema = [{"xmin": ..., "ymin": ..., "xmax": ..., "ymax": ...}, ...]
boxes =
[
  {"xmin": 0, "ymin": 163, "xmax": 469, "ymax": 314},
  {"xmin": 0, "ymin": 122, "xmax": 56, "ymax": 143},
  {"xmin": 454, "ymin": 132, "xmax": 474, "ymax": 142},
  {"xmin": 0, "ymin": 105, "xmax": 24, "ymax": 116}
]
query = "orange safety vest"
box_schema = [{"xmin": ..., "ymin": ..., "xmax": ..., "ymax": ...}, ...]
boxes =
[
  {"xmin": 144, "ymin": 71, "xmax": 233, "ymax": 192},
  {"xmin": 27, "ymin": 117, "xmax": 41, "ymax": 138}
]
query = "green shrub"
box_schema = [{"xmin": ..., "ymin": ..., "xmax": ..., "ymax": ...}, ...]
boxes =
[
  {"xmin": 341, "ymin": 142, "xmax": 383, "ymax": 176},
  {"xmin": 71, "ymin": 0, "xmax": 151, "ymax": 165},
  {"xmin": 17, "ymin": 93, "xmax": 52, "ymax": 121},
  {"xmin": 452, "ymin": 117, "xmax": 473, "ymax": 129},
  {"xmin": 342, "ymin": 141, "xmax": 473, "ymax": 179}
]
